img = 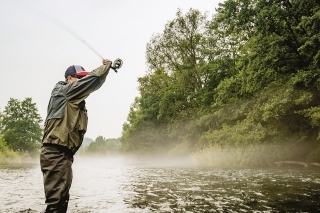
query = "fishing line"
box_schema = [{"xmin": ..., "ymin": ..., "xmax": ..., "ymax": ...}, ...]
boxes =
[
  {"xmin": 34, "ymin": 9, "xmax": 123, "ymax": 72},
  {"xmin": 35, "ymin": 9, "xmax": 104, "ymax": 59}
]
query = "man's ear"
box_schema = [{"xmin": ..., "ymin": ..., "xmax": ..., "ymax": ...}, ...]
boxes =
[{"xmin": 66, "ymin": 76, "xmax": 71, "ymax": 82}]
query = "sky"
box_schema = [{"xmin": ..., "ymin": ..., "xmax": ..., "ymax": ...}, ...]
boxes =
[{"xmin": 0, "ymin": 0, "xmax": 222, "ymax": 140}]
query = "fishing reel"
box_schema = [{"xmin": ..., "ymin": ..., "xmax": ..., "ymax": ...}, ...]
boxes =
[{"xmin": 111, "ymin": 58, "xmax": 123, "ymax": 73}]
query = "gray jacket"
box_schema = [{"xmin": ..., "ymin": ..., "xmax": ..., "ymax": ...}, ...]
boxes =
[{"xmin": 42, "ymin": 62, "xmax": 112, "ymax": 154}]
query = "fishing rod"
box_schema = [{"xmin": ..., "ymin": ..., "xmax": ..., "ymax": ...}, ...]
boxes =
[{"xmin": 36, "ymin": 10, "xmax": 123, "ymax": 72}]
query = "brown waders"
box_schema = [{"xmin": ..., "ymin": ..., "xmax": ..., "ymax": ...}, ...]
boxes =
[{"xmin": 40, "ymin": 144, "xmax": 73, "ymax": 213}]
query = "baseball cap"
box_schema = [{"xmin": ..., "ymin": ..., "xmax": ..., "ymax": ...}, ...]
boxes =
[{"xmin": 65, "ymin": 65, "xmax": 89, "ymax": 78}]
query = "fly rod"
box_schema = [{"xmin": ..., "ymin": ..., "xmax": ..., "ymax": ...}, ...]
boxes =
[{"xmin": 35, "ymin": 10, "xmax": 122, "ymax": 72}]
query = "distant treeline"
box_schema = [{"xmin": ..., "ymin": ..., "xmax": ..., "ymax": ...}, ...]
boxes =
[
  {"xmin": 80, "ymin": 136, "xmax": 121, "ymax": 155},
  {"xmin": 120, "ymin": 0, "xmax": 320, "ymax": 166}
]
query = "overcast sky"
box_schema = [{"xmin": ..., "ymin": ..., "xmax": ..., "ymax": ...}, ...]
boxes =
[{"xmin": 0, "ymin": 0, "xmax": 221, "ymax": 140}]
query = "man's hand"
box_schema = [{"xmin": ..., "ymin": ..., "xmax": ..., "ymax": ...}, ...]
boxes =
[{"xmin": 102, "ymin": 59, "xmax": 111, "ymax": 65}]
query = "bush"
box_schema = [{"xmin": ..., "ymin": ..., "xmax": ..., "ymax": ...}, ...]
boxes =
[
  {"xmin": 0, "ymin": 136, "xmax": 20, "ymax": 164},
  {"xmin": 192, "ymin": 143, "xmax": 287, "ymax": 168}
]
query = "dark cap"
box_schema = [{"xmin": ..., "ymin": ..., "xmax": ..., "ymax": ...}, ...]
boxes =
[{"xmin": 65, "ymin": 65, "xmax": 89, "ymax": 78}]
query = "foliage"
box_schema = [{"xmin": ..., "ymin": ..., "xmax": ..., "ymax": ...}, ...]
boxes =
[
  {"xmin": 85, "ymin": 136, "xmax": 121, "ymax": 155},
  {"xmin": 191, "ymin": 143, "xmax": 285, "ymax": 168},
  {"xmin": 122, "ymin": 8, "xmax": 214, "ymax": 156},
  {"xmin": 0, "ymin": 136, "xmax": 19, "ymax": 164},
  {"xmin": 121, "ymin": 2, "xmax": 320, "ymax": 166},
  {"xmin": 0, "ymin": 97, "xmax": 42, "ymax": 156}
]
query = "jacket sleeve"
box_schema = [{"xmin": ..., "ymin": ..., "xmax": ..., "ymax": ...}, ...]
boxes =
[{"xmin": 65, "ymin": 61, "xmax": 112, "ymax": 103}]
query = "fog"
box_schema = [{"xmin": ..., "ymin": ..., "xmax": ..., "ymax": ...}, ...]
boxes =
[
  {"xmin": 1, "ymin": 152, "xmax": 319, "ymax": 213},
  {"xmin": 3, "ymin": 141, "xmax": 318, "ymax": 169}
]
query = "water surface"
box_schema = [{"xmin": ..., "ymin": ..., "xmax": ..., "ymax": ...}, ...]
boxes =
[{"xmin": 0, "ymin": 156, "xmax": 319, "ymax": 212}]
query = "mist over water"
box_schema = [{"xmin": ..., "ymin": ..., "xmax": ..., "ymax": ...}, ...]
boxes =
[{"xmin": 0, "ymin": 155, "xmax": 319, "ymax": 213}]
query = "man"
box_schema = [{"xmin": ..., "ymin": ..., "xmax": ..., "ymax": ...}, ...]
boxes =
[{"xmin": 40, "ymin": 59, "xmax": 111, "ymax": 212}]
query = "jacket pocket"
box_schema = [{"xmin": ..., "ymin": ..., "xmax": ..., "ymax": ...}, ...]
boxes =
[{"xmin": 78, "ymin": 110, "xmax": 88, "ymax": 133}]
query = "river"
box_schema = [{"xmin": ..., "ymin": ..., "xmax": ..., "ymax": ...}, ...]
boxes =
[{"xmin": 0, "ymin": 156, "xmax": 319, "ymax": 213}]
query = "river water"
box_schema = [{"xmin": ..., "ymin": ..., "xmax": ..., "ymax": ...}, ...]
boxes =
[{"xmin": 0, "ymin": 156, "xmax": 319, "ymax": 213}]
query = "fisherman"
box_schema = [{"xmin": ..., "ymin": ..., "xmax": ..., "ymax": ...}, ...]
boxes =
[{"xmin": 40, "ymin": 59, "xmax": 112, "ymax": 212}]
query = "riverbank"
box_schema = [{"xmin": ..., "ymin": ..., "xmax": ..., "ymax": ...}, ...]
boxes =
[
  {"xmin": 191, "ymin": 143, "xmax": 320, "ymax": 169},
  {"xmin": 0, "ymin": 152, "xmax": 38, "ymax": 166}
]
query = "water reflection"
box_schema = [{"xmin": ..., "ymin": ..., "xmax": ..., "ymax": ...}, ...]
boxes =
[{"xmin": 0, "ymin": 156, "xmax": 319, "ymax": 212}]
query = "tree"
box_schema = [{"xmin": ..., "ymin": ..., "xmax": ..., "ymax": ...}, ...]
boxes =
[
  {"xmin": 121, "ymin": 9, "xmax": 214, "ymax": 155},
  {"xmin": 146, "ymin": 8, "xmax": 213, "ymax": 117},
  {"xmin": 0, "ymin": 97, "xmax": 43, "ymax": 156}
]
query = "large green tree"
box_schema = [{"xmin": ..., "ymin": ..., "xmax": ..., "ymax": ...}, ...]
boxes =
[
  {"xmin": 122, "ymin": 8, "xmax": 214, "ymax": 155},
  {"xmin": 0, "ymin": 97, "xmax": 43, "ymax": 156}
]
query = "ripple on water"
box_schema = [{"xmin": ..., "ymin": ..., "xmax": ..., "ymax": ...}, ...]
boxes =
[{"xmin": 1, "ymin": 159, "xmax": 320, "ymax": 212}]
